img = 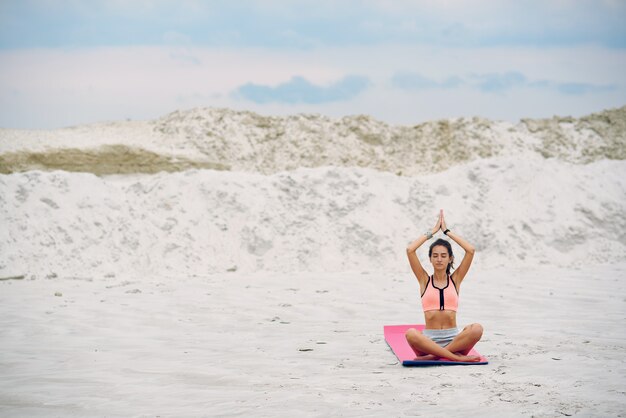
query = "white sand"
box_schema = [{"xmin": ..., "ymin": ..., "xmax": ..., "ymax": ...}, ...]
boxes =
[
  {"xmin": 1, "ymin": 107, "xmax": 625, "ymax": 416},
  {"xmin": 1, "ymin": 158, "xmax": 624, "ymax": 277},
  {"xmin": 1, "ymin": 265, "xmax": 625, "ymax": 417}
]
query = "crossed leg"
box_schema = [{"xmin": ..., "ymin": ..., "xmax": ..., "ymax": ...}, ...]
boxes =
[{"xmin": 405, "ymin": 323, "xmax": 484, "ymax": 362}]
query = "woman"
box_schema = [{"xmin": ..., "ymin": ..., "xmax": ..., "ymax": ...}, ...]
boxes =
[{"xmin": 405, "ymin": 209, "xmax": 483, "ymax": 362}]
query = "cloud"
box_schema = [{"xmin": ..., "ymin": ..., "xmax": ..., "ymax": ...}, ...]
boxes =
[
  {"xmin": 553, "ymin": 82, "xmax": 617, "ymax": 95},
  {"xmin": 470, "ymin": 72, "xmax": 527, "ymax": 92},
  {"xmin": 391, "ymin": 73, "xmax": 463, "ymax": 90},
  {"xmin": 1, "ymin": 1, "xmax": 625, "ymax": 49},
  {"xmin": 471, "ymin": 72, "xmax": 617, "ymax": 94},
  {"xmin": 0, "ymin": 45, "xmax": 623, "ymax": 129},
  {"xmin": 234, "ymin": 75, "xmax": 370, "ymax": 104},
  {"xmin": 163, "ymin": 30, "xmax": 192, "ymax": 46},
  {"xmin": 167, "ymin": 51, "xmax": 202, "ymax": 65},
  {"xmin": 391, "ymin": 71, "xmax": 619, "ymax": 95}
]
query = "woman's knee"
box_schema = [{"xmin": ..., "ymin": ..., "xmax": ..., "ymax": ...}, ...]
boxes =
[
  {"xmin": 405, "ymin": 328, "xmax": 422, "ymax": 343},
  {"xmin": 468, "ymin": 323, "xmax": 483, "ymax": 339}
]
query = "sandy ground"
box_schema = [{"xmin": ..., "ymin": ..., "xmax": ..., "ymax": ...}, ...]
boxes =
[
  {"xmin": 2, "ymin": 106, "xmax": 625, "ymax": 417},
  {"xmin": 1, "ymin": 264, "xmax": 624, "ymax": 417}
]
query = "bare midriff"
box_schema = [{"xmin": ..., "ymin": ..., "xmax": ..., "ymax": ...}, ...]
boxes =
[{"xmin": 424, "ymin": 310, "xmax": 457, "ymax": 330}]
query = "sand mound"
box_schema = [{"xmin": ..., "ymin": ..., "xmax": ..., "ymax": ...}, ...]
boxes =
[
  {"xmin": 1, "ymin": 106, "xmax": 624, "ymax": 175},
  {"xmin": 1, "ymin": 106, "xmax": 625, "ymax": 277},
  {"xmin": 1, "ymin": 156, "xmax": 624, "ymax": 278}
]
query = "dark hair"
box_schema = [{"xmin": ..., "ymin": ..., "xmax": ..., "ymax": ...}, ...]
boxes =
[{"xmin": 428, "ymin": 238, "xmax": 455, "ymax": 275}]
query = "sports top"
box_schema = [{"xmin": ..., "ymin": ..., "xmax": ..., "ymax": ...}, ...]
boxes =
[{"xmin": 421, "ymin": 274, "xmax": 459, "ymax": 312}]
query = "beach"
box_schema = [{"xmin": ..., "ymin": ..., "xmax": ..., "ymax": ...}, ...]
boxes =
[
  {"xmin": 1, "ymin": 265, "xmax": 625, "ymax": 417},
  {"xmin": 1, "ymin": 107, "xmax": 625, "ymax": 417}
]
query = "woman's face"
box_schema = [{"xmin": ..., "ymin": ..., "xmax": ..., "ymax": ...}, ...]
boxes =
[{"xmin": 430, "ymin": 245, "xmax": 450, "ymax": 270}]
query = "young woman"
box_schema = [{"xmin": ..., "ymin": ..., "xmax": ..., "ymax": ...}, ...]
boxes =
[{"xmin": 405, "ymin": 209, "xmax": 483, "ymax": 362}]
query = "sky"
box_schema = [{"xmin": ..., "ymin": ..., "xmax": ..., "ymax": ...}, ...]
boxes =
[{"xmin": 0, "ymin": 0, "xmax": 625, "ymax": 129}]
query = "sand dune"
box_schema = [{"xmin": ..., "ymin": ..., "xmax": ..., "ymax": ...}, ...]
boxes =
[
  {"xmin": 1, "ymin": 106, "xmax": 625, "ymax": 417},
  {"xmin": 1, "ymin": 156, "xmax": 625, "ymax": 279},
  {"xmin": 1, "ymin": 106, "xmax": 624, "ymax": 175}
]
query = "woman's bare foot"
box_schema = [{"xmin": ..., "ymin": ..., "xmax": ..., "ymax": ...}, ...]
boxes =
[
  {"xmin": 454, "ymin": 354, "xmax": 481, "ymax": 362},
  {"xmin": 413, "ymin": 354, "xmax": 438, "ymax": 361}
]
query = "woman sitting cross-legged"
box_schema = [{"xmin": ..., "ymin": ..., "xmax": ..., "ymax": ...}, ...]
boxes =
[{"xmin": 405, "ymin": 209, "xmax": 483, "ymax": 362}]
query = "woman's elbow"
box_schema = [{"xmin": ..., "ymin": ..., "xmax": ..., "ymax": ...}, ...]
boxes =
[{"xmin": 466, "ymin": 246, "xmax": 476, "ymax": 254}]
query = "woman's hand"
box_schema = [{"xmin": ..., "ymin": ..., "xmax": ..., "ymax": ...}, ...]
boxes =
[
  {"xmin": 440, "ymin": 209, "xmax": 448, "ymax": 232},
  {"xmin": 431, "ymin": 210, "xmax": 442, "ymax": 235}
]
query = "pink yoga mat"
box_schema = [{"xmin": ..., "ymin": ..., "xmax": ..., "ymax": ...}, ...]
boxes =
[{"xmin": 384, "ymin": 324, "xmax": 489, "ymax": 366}]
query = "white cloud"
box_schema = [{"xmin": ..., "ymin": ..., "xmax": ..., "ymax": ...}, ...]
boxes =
[{"xmin": 0, "ymin": 44, "xmax": 624, "ymax": 128}]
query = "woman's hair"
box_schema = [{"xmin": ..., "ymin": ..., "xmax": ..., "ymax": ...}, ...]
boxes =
[{"xmin": 428, "ymin": 238, "xmax": 455, "ymax": 275}]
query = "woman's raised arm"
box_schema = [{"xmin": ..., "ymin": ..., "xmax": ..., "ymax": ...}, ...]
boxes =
[
  {"xmin": 441, "ymin": 211, "xmax": 475, "ymax": 284},
  {"xmin": 406, "ymin": 212, "xmax": 442, "ymax": 285}
]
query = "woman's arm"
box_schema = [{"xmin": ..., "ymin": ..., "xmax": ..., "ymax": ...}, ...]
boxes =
[
  {"xmin": 441, "ymin": 211, "xmax": 475, "ymax": 284},
  {"xmin": 406, "ymin": 212, "xmax": 442, "ymax": 285}
]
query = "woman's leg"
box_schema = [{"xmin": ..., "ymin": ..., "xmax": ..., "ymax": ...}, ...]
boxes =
[
  {"xmin": 405, "ymin": 328, "xmax": 437, "ymax": 360},
  {"xmin": 444, "ymin": 323, "xmax": 483, "ymax": 356},
  {"xmin": 405, "ymin": 328, "xmax": 481, "ymax": 362}
]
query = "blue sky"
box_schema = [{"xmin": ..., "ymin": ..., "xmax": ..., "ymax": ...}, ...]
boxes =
[{"xmin": 0, "ymin": 0, "xmax": 625, "ymax": 128}]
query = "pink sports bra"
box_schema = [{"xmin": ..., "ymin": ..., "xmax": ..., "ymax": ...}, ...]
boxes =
[{"xmin": 421, "ymin": 274, "xmax": 459, "ymax": 312}]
